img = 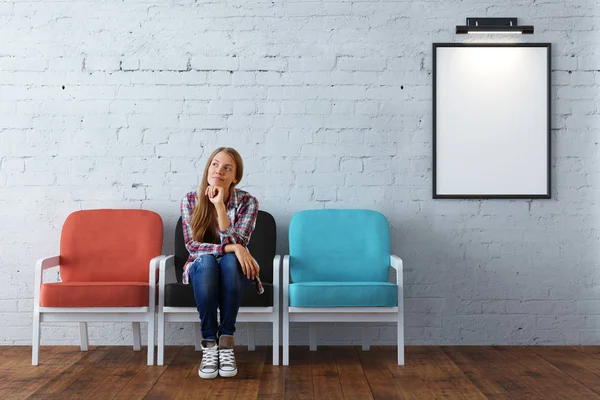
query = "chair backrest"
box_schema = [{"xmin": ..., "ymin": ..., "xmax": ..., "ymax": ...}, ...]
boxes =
[
  {"xmin": 174, "ymin": 210, "xmax": 276, "ymax": 284},
  {"xmin": 289, "ymin": 209, "xmax": 390, "ymax": 283},
  {"xmin": 60, "ymin": 209, "xmax": 163, "ymax": 283}
]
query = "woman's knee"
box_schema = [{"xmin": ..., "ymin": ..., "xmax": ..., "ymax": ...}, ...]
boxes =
[
  {"xmin": 220, "ymin": 253, "xmax": 240, "ymax": 267},
  {"xmin": 192, "ymin": 254, "xmax": 218, "ymax": 272},
  {"xmin": 190, "ymin": 255, "xmax": 219, "ymax": 284},
  {"xmin": 219, "ymin": 253, "xmax": 245, "ymax": 285}
]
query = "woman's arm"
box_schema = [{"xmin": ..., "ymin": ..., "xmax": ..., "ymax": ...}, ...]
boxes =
[
  {"xmin": 215, "ymin": 202, "xmax": 231, "ymax": 232},
  {"xmin": 223, "ymin": 243, "xmax": 259, "ymax": 280},
  {"xmin": 218, "ymin": 194, "xmax": 259, "ymax": 247},
  {"xmin": 181, "ymin": 192, "xmax": 224, "ymax": 257},
  {"xmin": 223, "ymin": 244, "xmax": 240, "ymax": 253}
]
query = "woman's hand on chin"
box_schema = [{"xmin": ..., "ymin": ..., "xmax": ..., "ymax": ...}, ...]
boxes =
[{"xmin": 205, "ymin": 185, "xmax": 226, "ymax": 205}]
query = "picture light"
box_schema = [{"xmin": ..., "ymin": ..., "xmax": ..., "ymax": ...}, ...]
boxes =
[{"xmin": 456, "ymin": 18, "xmax": 534, "ymax": 34}]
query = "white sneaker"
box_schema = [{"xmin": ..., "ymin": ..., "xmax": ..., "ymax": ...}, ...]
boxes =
[
  {"xmin": 218, "ymin": 335, "xmax": 237, "ymax": 377},
  {"xmin": 198, "ymin": 339, "xmax": 219, "ymax": 379}
]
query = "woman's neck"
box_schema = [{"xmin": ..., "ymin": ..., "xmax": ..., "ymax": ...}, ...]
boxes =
[{"xmin": 223, "ymin": 188, "xmax": 232, "ymax": 204}]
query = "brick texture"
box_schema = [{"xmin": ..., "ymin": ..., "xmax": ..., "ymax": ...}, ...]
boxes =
[{"xmin": 0, "ymin": 0, "xmax": 598, "ymax": 346}]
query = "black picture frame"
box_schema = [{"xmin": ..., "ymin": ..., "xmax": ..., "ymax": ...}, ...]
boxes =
[{"xmin": 432, "ymin": 43, "xmax": 551, "ymax": 199}]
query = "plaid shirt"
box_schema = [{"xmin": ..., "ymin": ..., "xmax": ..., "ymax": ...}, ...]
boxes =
[{"xmin": 181, "ymin": 188, "xmax": 259, "ymax": 284}]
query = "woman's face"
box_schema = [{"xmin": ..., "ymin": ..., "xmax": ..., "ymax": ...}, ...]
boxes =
[{"xmin": 208, "ymin": 151, "xmax": 237, "ymax": 188}]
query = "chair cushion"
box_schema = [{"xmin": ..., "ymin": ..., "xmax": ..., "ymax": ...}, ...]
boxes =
[
  {"xmin": 289, "ymin": 209, "xmax": 390, "ymax": 283},
  {"xmin": 289, "ymin": 282, "xmax": 398, "ymax": 307},
  {"xmin": 60, "ymin": 209, "xmax": 163, "ymax": 283},
  {"xmin": 164, "ymin": 282, "xmax": 274, "ymax": 308},
  {"xmin": 40, "ymin": 282, "xmax": 149, "ymax": 307}
]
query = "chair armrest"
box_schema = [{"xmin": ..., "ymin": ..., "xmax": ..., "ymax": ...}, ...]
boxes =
[
  {"xmin": 157, "ymin": 255, "xmax": 175, "ymax": 288},
  {"xmin": 36, "ymin": 256, "xmax": 61, "ymax": 274},
  {"xmin": 391, "ymin": 255, "xmax": 404, "ymax": 352},
  {"xmin": 152, "ymin": 255, "xmax": 174, "ymax": 311},
  {"xmin": 272, "ymin": 255, "xmax": 281, "ymax": 311},
  {"xmin": 34, "ymin": 255, "xmax": 60, "ymax": 308},
  {"xmin": 390, "ymin": 255, "xmax": 403, "ymax": 271},
  {"xmin": 390, "ymin": 255, "xmax": 403, "ymax": 286},
  {"xmin": 156, "ymin": 255, "xmax": 175, "ymax": 311},
  {"xmin": 272, "ymin": 255, "xmax": 281, "ymax": 286},
  {"xmin": 34, "ymin": 255, "xmax": 61, "ymax": 284},
  {"xmin": 282, "ymin": 255, "xmax": 290, "ymax": 284},
  {"xmin": 149, "ymin": 255, "xmax": 170, "ymax": 286},
  {"xmin": 282, "ymin": 255, "xmax": 290, "ymax": 307}
]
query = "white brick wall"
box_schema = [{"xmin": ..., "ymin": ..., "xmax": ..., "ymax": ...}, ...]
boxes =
[{"xmin": 0, "ymin": 0, "xmax": 599, "ymax": 347}]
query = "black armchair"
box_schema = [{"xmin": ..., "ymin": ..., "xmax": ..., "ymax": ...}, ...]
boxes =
[{"xmin": 156, "ymin": 210, "xmax": 280, "ymax": 365}]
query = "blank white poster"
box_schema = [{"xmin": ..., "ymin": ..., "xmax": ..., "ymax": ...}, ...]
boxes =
[{"xmin": 434, "ymin": 45, "xmax": 550, "ymax": 197}]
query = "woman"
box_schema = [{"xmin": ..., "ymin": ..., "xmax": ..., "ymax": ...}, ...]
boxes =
[{"xmin": 181, "ymin": 147, "xmax": 260, "ymax": 379}]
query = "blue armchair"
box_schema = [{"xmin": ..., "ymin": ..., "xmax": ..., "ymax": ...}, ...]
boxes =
[{"xmin": 281, "ymin": 209, "xmax": 404, "ymax": 365}]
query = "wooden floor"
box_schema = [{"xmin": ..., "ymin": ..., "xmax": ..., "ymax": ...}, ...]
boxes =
[{"xmin": 2, "ymin": 346, "xmax": 600, "ymax": 399}]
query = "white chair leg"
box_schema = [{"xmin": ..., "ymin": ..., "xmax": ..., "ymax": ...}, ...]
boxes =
[
  {"xmin": 32, "ymin": 311, "xmax": 41, "ymax": 365},
  {"xmin": 248, "ymin": 323, "xmax": 256, "ymax": 351},
  {"xmin": 132, "ymin": 322, "xmax": 141, "ymax": 351},
  {"xmin": 194, "ymin": 322, "xmax": 202, "ymax": 351},
  {"xmin": 272, "ymin": 313, "xmax": 279, "ymax": 366},
  {"xmin": 283, "ymin": 308, "xmax": 289, "ymax": 365},
  {"xmin": 395, "ymin": 256, "xmax": 405, "ymax": 365},
  {"xmin": 147, "ymin": 316, "xmax": 155, "ymax": 366},
  {"xmin": 362, "ymin": 326, "xmax": 370, "ymax": 351},
  {"xmin": 157, "ymin": 312, "xmax": 165, "ymax": 365},
  {"xmin": 272, "ymin": 254, "xmax": 280, "ymax": 366},
  {"xmin": 398, "ymin": 311, "xmax": 405, "ymax": 365},
  {"xmin": 79, "ymin": 322, "xmax": 89, "ymax": 351},
  {"xmin": 309, "ymin": 323, "xmax": 317, "ymax": 351}
]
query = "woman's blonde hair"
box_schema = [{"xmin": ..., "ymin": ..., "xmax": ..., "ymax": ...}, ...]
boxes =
[{"xmin": 190, "ymin": 147, "xmax": 244, "ymax": 243}]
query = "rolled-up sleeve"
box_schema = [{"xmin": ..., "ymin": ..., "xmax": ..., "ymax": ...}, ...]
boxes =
[
  {"xmin": 181, "ymin": 193, "xmax": 224, "ymax": 257},
  {"xmin": 218, "ymin": 195, "xmax": 258, "ymax": 248}
]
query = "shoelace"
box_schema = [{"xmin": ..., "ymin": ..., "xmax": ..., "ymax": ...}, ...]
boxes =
[
  {"xmin": 201, "ymin": 347, "xmax": 218, "ymax": 369},
  {"xmin": 219, "ymin": 348, "xmax": 236, "ymax": 366}
]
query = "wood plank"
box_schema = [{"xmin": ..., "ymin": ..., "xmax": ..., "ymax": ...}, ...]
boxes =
[
  {"xmin": 0, "ymin": 347, "xmax": 86, "ymax": 400},
  {"xmin": 528, "ymin": 346, "xmax": 600, "ymax": 395},
  {"xmin": 311, "ymin": 346, "xmax": 343, "ymax": 400},
  {"xmin": 488, "ymin": 346, "xmax": 573, "ymax": 400},
  {"xmin": 578, "ymin": 347, "xmax": 600, "ymax": 354},
  {"xmin": 558, "ymin": 347, "xmax": 600, "ymax": 373},
  {"xmin": 461, "ymin": 347, "xmax": 546, "ymax": 400},
  {"xmin": 59, "ymin": 346, "xmax": 137, "ymax": 398},
  {"xmin": 1, "ymin": 346, "xmax": 40, "ymax": 371},
  {"xmin": 507, "ymin": 347, "xmax": 598, "ymax": 399},
  {"xmin": 333, "ymin": 346, "xmax": 373, "ymax": 400},
  {"xmin": 144, "ymin": 346, "xmax": 197, "ymax": 400},
  {"xmin": 382, "ymin": 347, "xmax": 438, "ymax": 400},
  {"xmin": 171, "ymin": 363, "xmax": 211, "ymax": 400},
  {"xmin": 442, "ymin": 347, "xmax": 509, "ymax": 397},
  {"xmin": 28, "ymin": 346, "xmax": 113, "ymax": 397},
  {"xmin": 257, "ymin": 349, "xmax": 285, "ymax": 397},
  {"xmin": 257, "ymin": 366, "xmax": 284, "ymax": 398},
  {"xmin": 0, "ymin": 345, "xmax": 596, "ymax": 400},
  {"xmin": 425, "ymin": 347, "xmax": 487, "ymax": 400},
  {"xmin": 113, "ymin": 345, "xmax": 182, "ymax": 399},
  {"xmin": 169, "ymin": 346, "xmax": 260, "ymax": 400},
  {"xmin": 233, "ymin": 347, "xmax": 267, "ymax": 400},
  {"xmin": 84, "ymin": 349, "xmax": 148, "ymax": 400},
  {"xmin": 283, "ymin": 346, "xmax": 313, "ymax": 400},
  {"xmin": 357, "ymin": 347, "xmax": 406, "ymax": 400},
  {"xmin": 32, "ymin": 346, "xmax": 88, "ymax": 368},
  {"xmin": 410, "ymin": 347, "xmax": 465, "ymax": 400},
  {"xmin": 208, "ymin": 347, "xmax": 252, "ymax": 400},
  {"xmin": 0, "ymin": 346, "xmax": 11, "ymax": 357}
]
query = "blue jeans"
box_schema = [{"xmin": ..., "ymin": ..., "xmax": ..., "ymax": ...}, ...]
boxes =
[{"xmin": 189, "ymin": 253, "xmax": 247, "ymax": 340}]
